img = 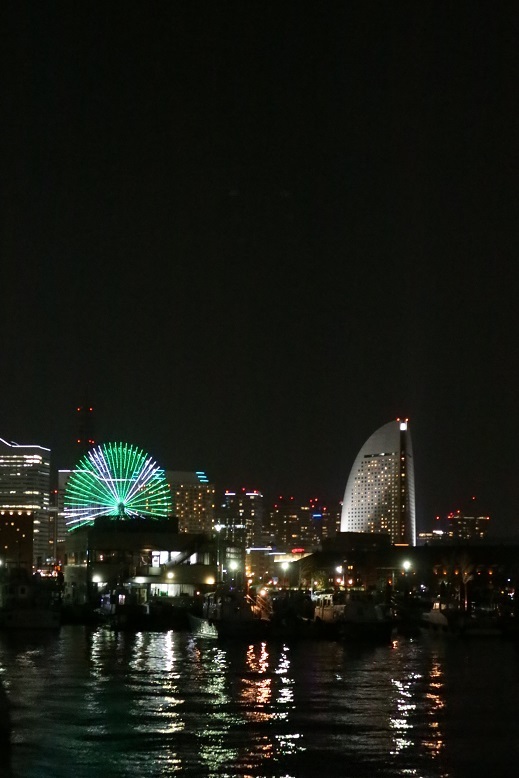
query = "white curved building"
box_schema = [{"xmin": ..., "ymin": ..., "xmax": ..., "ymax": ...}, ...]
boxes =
[{"xmin": 340, "ymin": 420, "xmax": 416, "ymax": 546}]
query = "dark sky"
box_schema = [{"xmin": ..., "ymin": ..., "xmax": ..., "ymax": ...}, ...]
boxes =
[{"xmin": 2, "ymin": 3, "xmax": 518, "ymax": 536}]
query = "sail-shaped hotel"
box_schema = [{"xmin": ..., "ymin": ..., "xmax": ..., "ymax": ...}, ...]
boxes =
[{"xmin": 340, "ymin": 419, "xmax": 416, "ymax": 546}]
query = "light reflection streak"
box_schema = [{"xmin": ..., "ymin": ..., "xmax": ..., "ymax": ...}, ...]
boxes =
[
  {"xmin": 388, "ymin": 650, "xmax": 446, "ymax": 769},
  {"xmin": 190, "ymin": 641, "xmax": 238, "ymax": 772},
  {"xmin": 422, "ymin": 657, "xmax": 445, "ymax": 759}
]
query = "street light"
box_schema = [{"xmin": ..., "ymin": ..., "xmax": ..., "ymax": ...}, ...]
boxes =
[
  {"xmin": 281, "ymin": 562, "xmax": 289, "ymax": 588},
  {"xmin": 229, "ymin": 560, "xmax": 239, "ymax": 588},
  {"xmin": 402, "ymin": 560, "xmax": 412, "ymax": 597},
  {"xmin": 214, "ymin": 524, "xmax": 224, "ymax": 582}
]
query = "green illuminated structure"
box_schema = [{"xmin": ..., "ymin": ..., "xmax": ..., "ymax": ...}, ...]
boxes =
[{"xmin": 64, "ymin": 442, "xmax": 172, "ymax": 531}]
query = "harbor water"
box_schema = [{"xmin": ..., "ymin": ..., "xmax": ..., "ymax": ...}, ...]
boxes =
[{"xmin": 1, "ymin": 626, "xmax": 519, "ymax": 778}]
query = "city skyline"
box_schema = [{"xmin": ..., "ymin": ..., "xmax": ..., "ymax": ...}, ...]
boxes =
[
  {"xmin": 0, "ymin": 416, "xmax": 499, "ymax": 541},
  {"xmin": 2, "ymin": 4, "xmax": 518, "ymax": 537}
]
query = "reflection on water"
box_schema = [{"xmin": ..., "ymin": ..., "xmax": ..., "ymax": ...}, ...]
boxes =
[{"xmin": 1, "ymin": 628, "xmax": 519, "ymax": 777}]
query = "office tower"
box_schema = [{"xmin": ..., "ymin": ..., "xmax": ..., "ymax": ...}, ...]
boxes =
[
  {"xmin": 268, "ymin": 497, "xmax": 339, "ymax": 552},
  {"xmin": 268, "ymin": 495, "xmax": 299, "ymax": 550},
  {"xmin": 217, "ymin": 488, "xmax": 264, "ymax": 549},
  {"xmin": 0, "ymin": 438, "xmax": 51, "ymax": 566},
  {"xmin": 166, "ymin": 471, "xmax": 215, "ymax": 534},
  {"xmin": 340, "ymin": 419, "xmax": 416, "ymax": 546}
]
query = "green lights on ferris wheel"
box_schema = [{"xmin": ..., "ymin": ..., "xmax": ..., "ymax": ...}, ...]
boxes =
[{"xmin": 64, "ymin": 442, "xmax": 172, "ymax": 531}]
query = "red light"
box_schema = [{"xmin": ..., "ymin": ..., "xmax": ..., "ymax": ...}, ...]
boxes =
[
  {"xmin": 76, "ymin": 407, "xmax": 81, "ymax": 412},
  {"xmin": 89, "ymin": 407, "xmax": 93, "ymax": 412},
  {"xmin": 77, "ymin": 439, "xmax": 81, "ymax": 443}
]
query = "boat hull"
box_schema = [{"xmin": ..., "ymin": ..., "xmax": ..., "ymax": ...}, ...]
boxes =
[
  {"xmin": 338, "ymin": 618, "xmax": 394, "ymax": 644},
  {"xmin": 188, "ymin": 612, "xmax": 270, "ymax": 640},
  {"xmin": 0, "ymin": 607, "xmax": 61, "ymax": 630}
]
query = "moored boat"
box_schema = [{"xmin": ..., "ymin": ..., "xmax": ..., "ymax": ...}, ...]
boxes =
[
  {"xmin": 188, "ymin": 587, "xmax": 271, "ymax": 640},
  {"xmin": 0, "ymin": 571, "xmax": 61, "ymax": 631},
  {"xmin": 337, "ymin": 590, "xmax": 394, "ymax": 644},
  {"xmin": 421, "ymin": 599, "xmax": 503, "ymax": 637},
  {"xmin": 312, "ymin": 589, "xmax": 394, "ymax": 643},
  {"xmin": 0, "ymin": 605, "xmax": 60, "ymax": 630}
]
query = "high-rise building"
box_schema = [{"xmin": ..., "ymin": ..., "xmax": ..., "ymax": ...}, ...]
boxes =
[
  {"xmin": 217, "ymin": 489, "xmax": 264, "ymax": 549},
  {"xmin": 0, "ymin": 438, "xmax": 51, "ymax": 566},
  {"xmin": 340, "ymin": 419, "xmax": 416, "ymax": 546},
  {"xmin": 268, "ymin": 495, "xmax": 299, "ymax": 551},
  {"xmin": 166, "ymin": 471, "xmax": 215, "ymax": 534},
  {"xmin": 268, "ymin": 496, "xmax": 337, "ymax": 551}
]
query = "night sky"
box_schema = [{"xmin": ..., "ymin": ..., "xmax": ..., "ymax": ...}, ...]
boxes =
[{"xmin": 2, "ymin": 3, "xmax": 518, "ymax": 536}]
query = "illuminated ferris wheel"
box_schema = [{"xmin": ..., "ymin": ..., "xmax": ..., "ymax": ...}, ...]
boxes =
[{"xmin": 64, "ymin": 442, "xmax": 172, "ymax": 531}]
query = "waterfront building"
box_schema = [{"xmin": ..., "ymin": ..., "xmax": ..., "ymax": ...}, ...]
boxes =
[
  {"xmin": 165, "ymin": 471, "xmax": 215, "ymax": 534},
  {"xmin": 340, "ymin": 419, "xmax": 416, "ymax": 546},
  {"xmin": 0, "ymin": 438, "xmax": 51, "ymax": 566},
  {"xmin": 64, "ymin": 517, "xmax": 216, "ymax": 605}
]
